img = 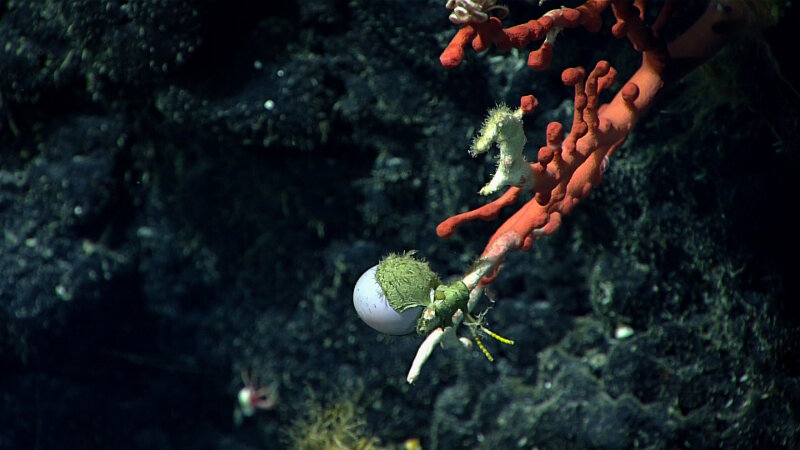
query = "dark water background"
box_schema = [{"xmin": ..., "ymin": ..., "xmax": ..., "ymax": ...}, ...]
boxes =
[{"xmin": 1, "ymin": 1, "xmax": 799, "ymax": 449}]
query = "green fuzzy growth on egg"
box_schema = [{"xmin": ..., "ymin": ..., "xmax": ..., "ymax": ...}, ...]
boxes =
[{"xmin": 375, "ymin": 252, "xmax": 441, "ymax": 313}]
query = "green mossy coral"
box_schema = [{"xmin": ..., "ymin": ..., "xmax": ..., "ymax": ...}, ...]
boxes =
[{"xmin": 285, "ymin": 398, "xmax": 386, "ymax": 450}]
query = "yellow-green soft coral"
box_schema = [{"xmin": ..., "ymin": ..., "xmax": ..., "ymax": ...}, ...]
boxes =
[{"xmin": 470, "ymin": 104, "xmax": 535, "ymax": 196}]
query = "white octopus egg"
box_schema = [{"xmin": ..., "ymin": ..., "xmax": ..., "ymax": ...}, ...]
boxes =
[{"xmin": 353, "ymin": 265, "xmax": 423, "ymax": 335}]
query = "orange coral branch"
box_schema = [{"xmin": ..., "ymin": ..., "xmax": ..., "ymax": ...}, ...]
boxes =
[{"xmin": 437, "ymin": 0, "xmax": 748, "ymax": 283}]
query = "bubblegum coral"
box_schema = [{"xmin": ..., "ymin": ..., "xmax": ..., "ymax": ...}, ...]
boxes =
[
  {"xmin": 404, "ymin": 0, "xmax": 749, "ymax": 383},
  {"xmin": 436, "ymin": 0, "xmax": 747, "ymax": 284}
]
